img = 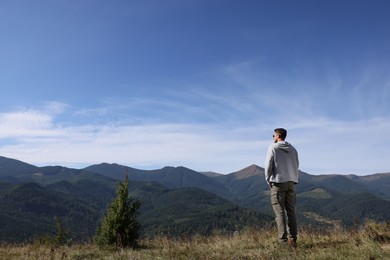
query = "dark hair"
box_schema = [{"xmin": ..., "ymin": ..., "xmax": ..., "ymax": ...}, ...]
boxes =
[{"xmin": 274, "ymin": 128, "xmax": 287, "ymax": 140}]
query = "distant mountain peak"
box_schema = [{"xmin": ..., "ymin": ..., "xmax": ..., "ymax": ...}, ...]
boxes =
[
  {"xmin": 231, "ymin": 164, "xmax": 263, "ymax": 180},
  {"xmin": 0, "ymin": 156, "xmax": 39, "ymax": 178},
  {"xmin": 202, "ymin": 171, "xmax": 223, "ymax": 177}
]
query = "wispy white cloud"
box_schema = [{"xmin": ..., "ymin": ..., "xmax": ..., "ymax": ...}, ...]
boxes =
[
  {"xmin": 43, "ymin": 101, "xmax": 68, "ymax": 115},
  {"xmin": 286, "ymin": 116, "xmax": 390, "ymax": 174},
  {"xmin": 0, "ymin": 98, "xmax": 389, "ymax": 175},
  {"xmin": 1, "ymin": 59, "xmax": 389, "ymax": 175},
  {"xmin": 0, "ymin": 108, "xmax": 263, "ymax": 173},
  {"xmin": 0, "ymin": 102, "xmax": 68, "ymax": 138},
  {"xmin": 0, "ymin": 110, "xmax": 54, "ymax": 137}
]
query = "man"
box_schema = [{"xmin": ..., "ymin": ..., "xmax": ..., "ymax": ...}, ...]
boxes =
[{"xmin": 264, "ymin": 128, "xmax": 299, "ymax": 247}]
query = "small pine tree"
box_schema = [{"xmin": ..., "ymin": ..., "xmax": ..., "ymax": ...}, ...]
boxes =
[
  {"xmin": 95, "ymin": 175, "xmax": 141, "ymax": 248},
  {"xmin": 36, "ymin": 216, "xmax": 69, "ymax": 246},
  {"xmin": 53, "ymin": 216, "xmax": 68, "ymax": 245}
]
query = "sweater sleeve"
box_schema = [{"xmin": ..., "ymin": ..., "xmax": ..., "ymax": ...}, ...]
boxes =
[{"xmin": 264, "ymin": 145, "xmax": 274, "ymax": 183}]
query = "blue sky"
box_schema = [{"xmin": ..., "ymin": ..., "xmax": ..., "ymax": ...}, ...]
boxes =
[{"xmin": 1, "ymin": 0, "xmax": 389, "ymax": 175}]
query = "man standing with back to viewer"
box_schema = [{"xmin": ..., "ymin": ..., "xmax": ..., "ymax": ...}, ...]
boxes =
[{"xmin": 264, "ymin": 128, "xmax": 299, "ymax": 247}]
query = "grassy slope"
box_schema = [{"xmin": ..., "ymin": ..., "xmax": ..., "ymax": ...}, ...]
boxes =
[{"xmin": 1, "ymin": 222, "xmax": 389, "ymax": 260}]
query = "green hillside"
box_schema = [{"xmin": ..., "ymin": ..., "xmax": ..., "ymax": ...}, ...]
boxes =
[
  {"xmin": 136, "ymin": 187, "xmax": 272, "ymax": 237},
  {"xmin": 1, "ymin": 156, "xmax": 390, "ymax": 243},
  {"xmin": 0, "ymin": 182, "xmax": 99, "ymax": 242}
]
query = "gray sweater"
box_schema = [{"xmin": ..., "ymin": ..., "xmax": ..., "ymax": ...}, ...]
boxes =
[{"xmin": 264, "ymin": 141, "xmax": 299, "ymax": 184}]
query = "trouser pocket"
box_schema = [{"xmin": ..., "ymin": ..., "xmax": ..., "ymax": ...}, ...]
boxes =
[{"xmin": 271, "ymin": 192, "xmax": 279, "ymax": 205}]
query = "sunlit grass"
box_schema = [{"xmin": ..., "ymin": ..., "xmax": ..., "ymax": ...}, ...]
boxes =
[{"xmin": 0, "ymin": 221, "xmax": 389, "ymax": 259}]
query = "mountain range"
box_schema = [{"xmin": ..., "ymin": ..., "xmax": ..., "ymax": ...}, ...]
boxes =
[{"xmin": 0, "ymin": 156, "xmax": 389, "ymax": 242}]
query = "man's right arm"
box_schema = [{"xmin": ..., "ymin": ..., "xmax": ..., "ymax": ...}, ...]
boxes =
[{"xmin": 264, "ymin": 145, "xmax": 274, "ymax": 184}]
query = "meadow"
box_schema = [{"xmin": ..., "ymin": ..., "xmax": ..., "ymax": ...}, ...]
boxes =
[{"xmin": 0, "ymin": 221, "xmax": 389, "ymax": 260}]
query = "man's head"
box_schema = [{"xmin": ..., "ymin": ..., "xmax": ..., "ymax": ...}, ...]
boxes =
[{"xmin": 273, "ymin": 128, "xmax": 287, "ymax": 142}]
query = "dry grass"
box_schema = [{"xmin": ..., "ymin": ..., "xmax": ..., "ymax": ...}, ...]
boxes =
[{"xmin": 1, "ymin": 222, "xmax": 389, "ymax": 259}]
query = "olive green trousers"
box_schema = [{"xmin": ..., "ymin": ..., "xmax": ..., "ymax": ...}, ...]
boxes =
[{"xmin": 270, "ymin": 181, "xmax": 297, "ymax": 242}]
